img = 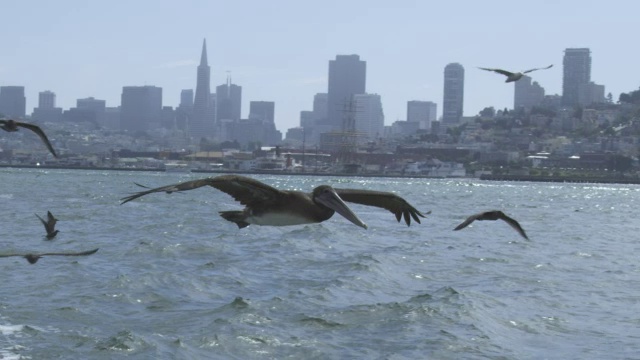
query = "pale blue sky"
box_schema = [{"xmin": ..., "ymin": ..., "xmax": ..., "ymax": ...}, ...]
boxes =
[{"xmin": 1, "ymin": 0, "xmax": 637, "ymax": 132}]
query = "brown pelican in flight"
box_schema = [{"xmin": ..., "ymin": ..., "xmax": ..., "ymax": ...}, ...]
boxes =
[
  {"xmin": 478, "ymin": 64, "xmax": 553, "ymax": 83},
  {"xmin": 121, "ymin": 175, "xmax": 428, "ymax": 228},
  {"xmin": 0, "ymin": 248, "xmax": 99, "ymax": 264},
  {"xmin": 35, "ymin": 211, "xmax": 59, "ymax": 240},
  {"xmin": 453, "ymin": 210, "xmax": 529, "ymax": 240},
  {"xmin": 0, "ymin": 119, "xmax": 58, "ymax": 157}
]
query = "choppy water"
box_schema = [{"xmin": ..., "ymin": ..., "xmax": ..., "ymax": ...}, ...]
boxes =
[{"xmin": 1, "ymin": 168, "xmax": 640, "ymax": 359}]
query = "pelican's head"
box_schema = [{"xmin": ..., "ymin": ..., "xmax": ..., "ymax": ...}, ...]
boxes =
[{"xmin": 312, "ymin": 185, "xmax": 367, "ymax": 229}]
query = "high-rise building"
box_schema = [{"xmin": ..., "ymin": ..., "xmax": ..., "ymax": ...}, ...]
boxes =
[
  {"xmin": 0, "ymin": 86, "xmax": 26, "ymax": 118},
  {"xmin": 191, "ymin": 39, "xmax": 215, "ymax": 138},
  {"xmin": 442, "ymin": 63, "xmax": 464, "ymax": 126},
  {"xmin": 77, "ymin": 97, "xmax": 106, "ymax": 112},
  {"xmin": 354, "ymin": 93, "xmax": 384, "ymax": 142},
  {"xmin": 327, "ymin": 55, "xmax": 366, "ymax": 129},
  {"xmin": 38, "ymin": 91, "xmax": 56, "ymax": 109},
  {"xmin": 578, "ymin": 82, "xmax": 605, "ymax": 105},
  {"xmin": 216, "ymin": 78, "xmax": 241, "ymax": 121},
  {"xmin": 313, "ymin": 93, "xmax": 328, "ymax": 123},
  {"xmin": 120, "ymin": 85, "xmax": 162, "ymax": 132},
  {"xmin": 176, "ymin": 89, "xmax": 194, "ymax": 131},
  {"xmin": 249, "ymin": 101, "xmax": 275, "ymax": 123},
  {"xmin": 407, "ymin": 100, "xmax": 437, "ymax": 131},
  {"xmin": 180, "ymin": 89, "xmax": 194, "ymax": 108},
  {"xmin": 514, "ymin": 76, "xmax": 545, "ymax": 110},
  {"xmin": 32, "ymin": 90, "xmax": 63, "ymax": 123},
  {"xmin": 562, "ymin": 48, "xmax": 591, "ymax": 107}
]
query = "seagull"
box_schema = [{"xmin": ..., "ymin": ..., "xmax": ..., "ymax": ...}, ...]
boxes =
[
  {"xmin": 453, "ymin": 210, "xmax": 529, "ymax": 240},
  {"xmin": 0, "ymin": 119, "xmax": 58, "ymax": 157},
  {"xmin": 478, "ymin": 64, "xmax": 553, "ymax": 83},
  {"xmin": 0, "ymin": 248, "xmax": 99, "ymax": 264},
  {"xmin": 121, "ymin": 175, "xmax": 429, "ymax": 229},
  {"xmin": 35, "ymin": 211, "xmax": 59, "ymax": 240}
]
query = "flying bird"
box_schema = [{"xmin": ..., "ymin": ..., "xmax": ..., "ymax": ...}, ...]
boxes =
[
  {"xmin": 0, "ymin": 119, "xmax": 58, "ymax": 157},
  {"xmin": 35, "ymin": 211, "xmax": 59, "ymax": 240},
  {"xmin": 478, "ymin": 64, "xmax": 553, "ymax": 83},
  {"xmin": 121, "ymin": 175, "xmax": 428, "ymax": 229},
  {"xmin": 453, "ymin": 210, "xmax": 529, "ymax": 240},
  {"xmin": 0, "ymin": 248, "xmax": 99, "ymax": 264}
]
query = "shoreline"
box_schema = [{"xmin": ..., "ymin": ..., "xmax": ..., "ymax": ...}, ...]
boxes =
[{"xmin": 2, "ymin": 164, "xmax": 639, "ymax": 185}]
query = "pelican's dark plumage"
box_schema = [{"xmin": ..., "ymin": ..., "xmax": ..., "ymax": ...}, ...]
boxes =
[
  {"xmin": 36, "ymin": 210, "xmax": 59, "ymax": 240},
  {"xmin": 121, "ymin": 175, "xmax": 428, "ymax": 228},
  {"xmin": 0, "ymin": 248, "xmax": 99, "ymax": 264},
  {"xmin": 0, "ymin": 119, "xmax": 58, "ymax": 157},
  {"xmin": 478, "ymin": 64, "xmax": 553, "ymax": 83},
  {"xmin": 454, "ymin": 210, "xmax": 529, "ymax": 240}
]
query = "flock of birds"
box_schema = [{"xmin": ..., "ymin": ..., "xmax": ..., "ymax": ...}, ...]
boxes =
[{"xmin": 2, "ymin": 63, "xmax": 545, "ymax": 264}]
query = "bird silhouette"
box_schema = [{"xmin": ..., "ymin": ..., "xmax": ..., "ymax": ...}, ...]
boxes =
[
  {"xmin": 0, "ymin": 248, "xmax": 99, "ymax": 264},
  {"xmin": 0, "ymin": 119, "xmax": 58, "ymax": 157},
  {"xmin": 35, "ymin": 210, "xmax": 59, "ymax": 240},
  {"xmin": 454, "ymin": 210, "xmax": 529, "ymax": 240},
  {"xmin": 478, "ymin": 64, "xmax": 553, "ymax": 83}
]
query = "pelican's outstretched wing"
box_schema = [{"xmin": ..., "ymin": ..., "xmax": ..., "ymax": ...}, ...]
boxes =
[
  {"xmin": 121, "ymin": 175, "xmax": 285, "ymax": 207},
  {"xmin": 14, "ymin": 121, "xmax": 58, "ymax": 157},
  {"xmin": 333, "ymin": 188, "xmax": 429, "ymax": 226},
  {"xmin": 496, "ymin": 212, "xmax": 529, "ymax": 240},
  {"xmin": 453, "ymin": 213, "xmax": 482, "ymax": 231},
  {"xmin": 478, "ymin": 67, "xmax": 515, "ymax": 77},
  {"xmin": 0, "ymin": 248, "xmax": 99, "ymax": 264},
  {"xmin": 522, "ymin": 64, "xmax": 553, "ymax": 74}
]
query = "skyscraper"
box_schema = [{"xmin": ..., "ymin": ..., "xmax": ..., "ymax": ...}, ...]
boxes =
[
  {"xmin": 0, "ymin": 86, "xmax": 26, "ymax": 118},
  {"xmin": 32, "ymin": 90, "xmax": 62, "ymax": 123},
  {"xmin": 562, "ymin": 48, "xmax": 591, "ymax": 107},
  {"xmin": 514, "ymin": 76, "xmax": 545, "ymax": 110},
  {"xmin": 191, "ymin": 39, "xmax": 215, "ymax": 138},
  {"xmin": 354, "ymin": 93, "xmax": 384, "ymax": 142},
  {"xmin": 327, "ymin": 55, "xmax": 366, "ymax": 130},
  {"xmin": 120, "ymin": 86, "xmax": 162, "ymax": 132},
  {"xmin": 249, "ymin": 101, "xmax": 275, "ymax": 123},
  {"xmin": 442, "ymin": 63, "xmax": 464, "ymax": 126},
  {"xmin": 216, "ymin": 78, "xmax": 241, "ymax": 121},
  {"xmin": 407, "ymin": 100, "xmax": 437, "ymax": 131},
  {"xmin": 38, "ymin": 91, "xmax": 56, "ymax": 109}
]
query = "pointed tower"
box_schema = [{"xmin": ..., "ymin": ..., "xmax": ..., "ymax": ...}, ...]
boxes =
[{"xmin": 190, "ymin": 39, "xmax": 214, "ymax": 139}]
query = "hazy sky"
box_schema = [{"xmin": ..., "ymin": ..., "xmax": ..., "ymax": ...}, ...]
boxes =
[{"xmin": 1, "ymin": 0, "xmax": 637, "ymax": 132}]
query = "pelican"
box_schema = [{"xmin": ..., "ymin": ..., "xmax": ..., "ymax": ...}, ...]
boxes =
[
  {"xmin": 478, "ymin": 64, "xmax": 553, "ymax": 83},
  {"xmin": 0, "ymin": 119, "xmax": 58, "ymax": 157},
  {"xmin": 0, "ymin": 248, "xmax": 99, "ymax": 264},
  {"xmin": 121, "ymin": 175, "xmax": 428, "ymax": 228},
  {"xmin": 36, "ymin": 210, "xmax": 58, "ymax": 240},
  {"xmin": 453, "ymin": 210, "xmax": 529, "ymax": 240}
]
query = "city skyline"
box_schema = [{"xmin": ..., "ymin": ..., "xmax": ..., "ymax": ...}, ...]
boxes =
[{"xmin": 2, "ymin": 1, "xmax": 637, "ymax": 132}]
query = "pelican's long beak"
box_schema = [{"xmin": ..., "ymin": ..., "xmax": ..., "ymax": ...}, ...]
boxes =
[{"xmin": 316, "ymin": 189, "xmax": 368, "ymax": 229}]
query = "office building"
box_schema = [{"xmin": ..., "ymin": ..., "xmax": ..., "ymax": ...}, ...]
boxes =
[
  {"xmin": 442, "ymin": 63, "xmax": 464, "ymax": 126},
  {"xmin": 407, "ymin": 100, "xmax": 437, "ymax": 131},
  {"xmin": 249, "ymin": 101, "xmax": 275, "ymax": 123},
  {"xmin": 0, "ymin": 86, "xmax": 26, "ymax": 118},
  {"xmin": 120, "ymin": 85, "xmax": 162, "ymax": 132},
  {"xmin": 562, "ymin": 48, "xmax": 591, "ymax": 107},
  {"xmin": 216, "ymin": 79, "xmax": 241, "ymax": 121},
  {"xmin": 327, "ymin": 55, "xmax": 366, "ymax": 130}
]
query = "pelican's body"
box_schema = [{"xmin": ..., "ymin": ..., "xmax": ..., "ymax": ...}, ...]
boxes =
[
  {"xmin": 121, "ymin": 175, "xmax": 428, "ymax": 228},
  {"xmin": 0, "ymin": 248, "xmax": 99, "ymax": 264},
  {"xmin": 454, "ymin": 210, "xmax": 529, "ymax": 240},
  {"xmin": 0, "ymin": 119, "xmax": 58, "ymax": 157},
  {"xmin": 36, "ymin": 210, "xmax": 58, "ymax": 240},
  {"xmin": 478, "ymin": 64, "xmax": 553, "ymax": 83}
]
